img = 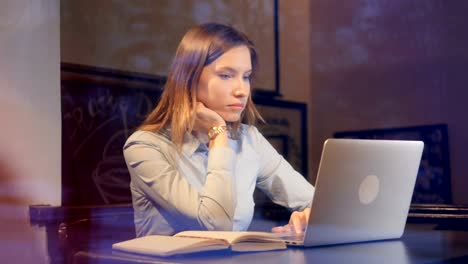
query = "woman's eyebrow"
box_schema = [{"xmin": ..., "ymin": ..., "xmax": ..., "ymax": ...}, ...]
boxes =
[{"xmin": 216, "ymin": 66, "xmax": 252, "ymax": 74}]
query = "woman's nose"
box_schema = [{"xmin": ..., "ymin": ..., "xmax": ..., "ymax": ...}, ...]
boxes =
[
  {"xmin": 234, "ymin": 89, "xmax": 247, "ymax": 97},
  {"xmin": 233, "ymin": 79, "xmax": 249, "ymax": 97}
]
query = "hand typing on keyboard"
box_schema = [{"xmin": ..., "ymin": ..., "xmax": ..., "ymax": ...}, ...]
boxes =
[{"xmin": 271, "ymin": 208, "xmax": 310, "ymax": 234}]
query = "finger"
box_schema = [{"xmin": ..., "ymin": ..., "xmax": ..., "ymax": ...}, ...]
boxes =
[
  {"xmin": 194, "ymin": 103, "xmax": 202, "ymax": 114},
  {"xmin": 290, "ymin": 212, "xmax": 304, "ymax": 234},
  {"xmin": 272, "ymin": 223, "xmax": 293, "ymax": 233},
  {"xmin": 303, "ymin": 208, "xmax": 311, "ymax": 223},
  {"xmin": 271, "ymin": 225, "xmax": 286, "ymax": 233},
  {"xmin": 196, "ymin": 102, "xmax": 205, "ymax": 111},
  {"xmin": 271, "ymin": 226, "xmax": 282, "ymax": 233}
]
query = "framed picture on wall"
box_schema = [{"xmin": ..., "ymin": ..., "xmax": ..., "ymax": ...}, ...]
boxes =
[
  {"xmin": 61, "ymin": 63, "xmax": 164, "ymax": 205},
  {"xmin": 334, "ymin": 124, "xmax": 452, "ymax": 204}
]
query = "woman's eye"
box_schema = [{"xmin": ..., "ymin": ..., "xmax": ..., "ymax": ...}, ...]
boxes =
[
  {"xmin": 218, "ymin": 74, "xmax": 232, "ymax": 80},
  {"xmin": 243, "ymin": 75, "xmax": 251, "ymax": 82}
]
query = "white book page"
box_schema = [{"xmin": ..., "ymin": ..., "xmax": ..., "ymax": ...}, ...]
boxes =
[
  {"xmin": 175, "ymin": 231, "xmax": 282, "ymax": 244},
  {"xmin": 112, "ymin": 235, "xmax": 228, "ymax": 256}
]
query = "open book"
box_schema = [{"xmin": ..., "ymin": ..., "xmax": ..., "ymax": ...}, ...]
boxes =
[{"xmin": 112, "ymin": 231, "xmax": 286, "ymax": 257}]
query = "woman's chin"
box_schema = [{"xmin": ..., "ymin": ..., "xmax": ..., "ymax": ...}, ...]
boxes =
[{"xmin": 221, "ymin": 114, "xmax": 241, "ymax": 123}]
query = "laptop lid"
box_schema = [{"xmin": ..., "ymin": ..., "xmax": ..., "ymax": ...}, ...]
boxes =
[{"xmin": 303, "ymin": 139, "xmax": 424, "ymax": 247}]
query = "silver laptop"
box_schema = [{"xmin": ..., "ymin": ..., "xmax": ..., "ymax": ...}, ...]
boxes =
[{"xmin": 283, "ymin": 138, "xmax": 424, "ymax": 247}]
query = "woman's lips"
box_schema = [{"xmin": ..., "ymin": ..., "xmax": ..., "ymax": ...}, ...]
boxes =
[{"xmin": 228, "ymin": 104, "xmax": 245, "ymax": 110}]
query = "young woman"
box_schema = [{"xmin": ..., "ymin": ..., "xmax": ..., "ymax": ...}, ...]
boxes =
[{"xmin": 123, "ymin": 23, "xmax": 314, "ymax": 237}]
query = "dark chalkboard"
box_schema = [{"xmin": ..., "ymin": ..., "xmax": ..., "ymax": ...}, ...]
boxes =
[{"xmin": 61, "ymin": 63, "xmax": 164, "ymax": 205}]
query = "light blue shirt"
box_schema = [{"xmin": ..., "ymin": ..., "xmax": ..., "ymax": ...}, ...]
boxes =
[{"xmin": 123, "ymin": 124, "xmax": 314, "ymax": 237}]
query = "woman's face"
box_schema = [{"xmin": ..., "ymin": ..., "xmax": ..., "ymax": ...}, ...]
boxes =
[{"xmin": 197, "ymin": 45, "xmax": 252, "ymax": 122}]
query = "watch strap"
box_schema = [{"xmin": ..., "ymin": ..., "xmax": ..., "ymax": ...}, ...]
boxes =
[{"xmin": 207, "ymin": 125, "xmax": 228, "ymax": 140}]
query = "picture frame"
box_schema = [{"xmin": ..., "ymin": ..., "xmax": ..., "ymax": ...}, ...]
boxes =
[
  {"xmin": 334, "ymin": 124, "xmax": 452, "ymax": 204},
  {"xmin": 61, "ymin": 63, "xmax": 164, "ymax": 205}
]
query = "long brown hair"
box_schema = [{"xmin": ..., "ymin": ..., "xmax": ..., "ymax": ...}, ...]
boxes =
[{"xmin": 138, "ymin": 23, "xmax": 264, "ymax": 149}]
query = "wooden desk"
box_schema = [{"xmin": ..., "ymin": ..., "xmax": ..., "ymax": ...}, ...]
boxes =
[{"xmin": 70, "ymin": 224, "xmax": 468, "ymax": 264}]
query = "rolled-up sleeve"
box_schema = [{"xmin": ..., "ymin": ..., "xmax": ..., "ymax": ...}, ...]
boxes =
[
  {"xmin": 251, "ymin": 127, "xmax": 315, "ymax": 211},
  {"xmin": 124, "ymin": 138, "xmax": 236, "ymax": 233}
]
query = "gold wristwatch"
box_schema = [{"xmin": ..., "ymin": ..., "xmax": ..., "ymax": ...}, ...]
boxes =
[{"xmin": 207, "ymin": 125, "xmax": 228, "ymax": 140}]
